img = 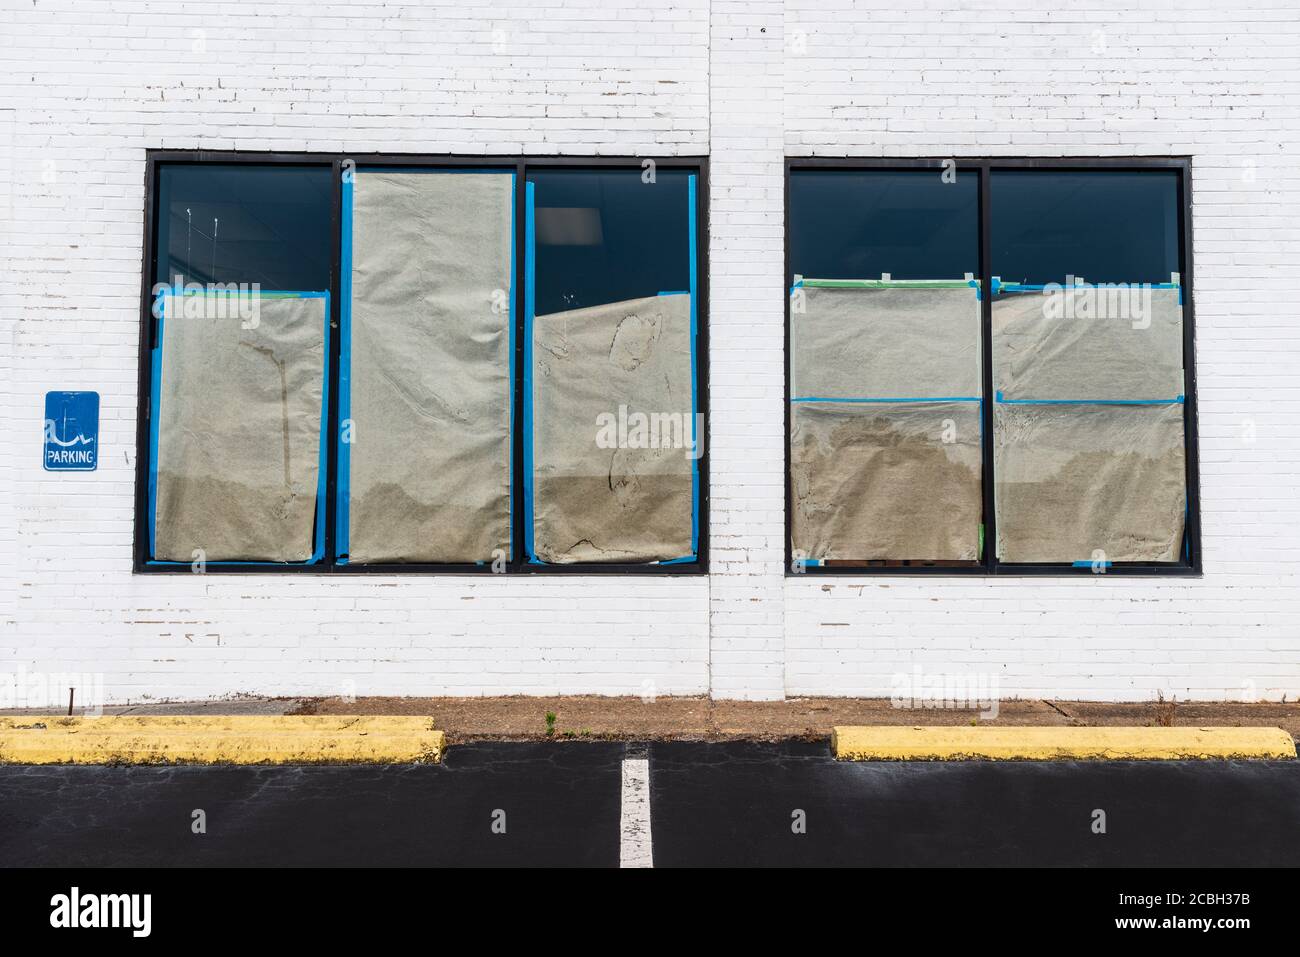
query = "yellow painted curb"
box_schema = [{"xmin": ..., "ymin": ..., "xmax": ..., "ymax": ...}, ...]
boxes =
[
  {"xmin": 831, "ymin": 726, "xmax": 1297, "ymax": 761},
  {"xmin": 0, "ymin": 716, "xmax": 444, "ymax": 765}
]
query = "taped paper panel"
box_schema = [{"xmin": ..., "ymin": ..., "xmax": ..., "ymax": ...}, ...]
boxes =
[
  {"xmin": 792, "ymin": 285, "xmax": 981, "ymax": 399},
  {"xmin": 993, "ymin": 286, "xmax": 1183, "ymax": 400},
  {"xmin": 154, "ymin": 294, "xmax": 325, "ymax": 562},
  {"xmin": 532, "ymin": 293, "xmax": 694, "ymax": 563},
  {"xmin": 347, "ymin": 170, "xmax": 514, "ymax": 563},
  {"xmin": 994, "ymin": 402, "xmax": 1186, "ymax": 563},
  {"xmin": 790, "ymin": 400, "xmax": 983, "ymax": 562}
]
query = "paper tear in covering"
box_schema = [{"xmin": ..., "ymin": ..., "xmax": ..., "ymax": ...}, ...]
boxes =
[
  {"xmin": 994, "ymin": 402, "xmax": 1186, "ymax": 563},
  {"xmin": 154, "ymin": 295, "xmax": 325, "ymax": 562},
  {"xmin": 532, "ymin": 294, "xmax": 694, "ymax": 563},
  {"xmin": 347, "ymin": 170, "xmax": 514, "ymax": 563},
  {"xmin": 790, "ymin": 401, "xmax": 983, "ymax": 562},
  {"xmin": 993, "ymin": 287, "xmax": 1183, "ymax": 400},
  {"xmin": 793, "ymin": 285, "xmax": 981, "ymax": 399}
]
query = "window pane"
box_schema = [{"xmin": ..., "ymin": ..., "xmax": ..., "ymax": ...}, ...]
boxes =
[
  {"xmin": 788, "ymin": 169, "xmax": 983, "ymax": 564},
  {"xmin": 990, "ymin": 170, "xmax": 1187, "ymax": 564},
  {"xmin": 526, "ymin": 169, "xmax": 698, "ymax": 564},
  {"xmin": 339, "ymin": 168, "xmax": 515, "ymax": 564},
  {"xmin": 148, "ymin": 165, "xmax": 331, "ymax": 564},
  {"xmin": 530, "ymin": 169, "xmax": 690, "ymax": 314},
  {"xmin": 991, "ymin": 170, "xmax": 1179, "ymax": 285},
  {"xmin": 154, "ymin": 164, "xmax": 331, "ymax": 289},
  {"xmin": 789, "ymin": 169, "xmax": 977, "ymax": 280}
]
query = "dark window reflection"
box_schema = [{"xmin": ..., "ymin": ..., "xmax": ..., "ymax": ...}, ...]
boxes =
[
  {"xmin": 991, "ymin": 170, "xmax": 1180, "ymax": 285},
  {"xmin": 789, "ymin": 169, "xmax": 978, "ymax": 281},
  {"xmin": 529, "ymin": 169, "xmax": 691, "ymax": 315},
  {"xmin": 154, "ymin": 164, "xmax": 332, "ymax": 290}
]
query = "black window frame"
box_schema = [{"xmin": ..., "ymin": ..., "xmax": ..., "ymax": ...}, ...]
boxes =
[
  {"xmin": 783, "ymin": 156, "xmax": 1201, "ymax": 577},
  {"xmin": 134, "ymin": 150, "xmax": 710, "ymax": 576}
]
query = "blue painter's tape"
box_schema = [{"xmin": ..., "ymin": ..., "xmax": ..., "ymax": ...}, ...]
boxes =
[
  {"xmin": 995, "ymin": 281, "xmax": 1182, "ymax": 294},
  {"xmin": 995, "ymin": 391, "xmax": 1185, "ymax": 406},
  {"xmin": 791, "ymin": 396, "xmax": 982, "ymax": 404},
  {"xmin": 508, "ymin": 171, "xmax": 517, "ymax": 563},
  {"xmin": 686, "ymin": 173, "xmax": 700, "ymax": 562},
  {"xmin": 1072, "ymin": 560, "xmax": 1112, "ymax": 568},
  {"xmin": 523, "ymin": 180, "xmax": 542, "ymax": 564},
  {"xmin": 146, "ymin": 559, "xmax": 315, "ymax": 567},
  {"xmin": 658, "ymin": 290, "xmax": 690, "ymax": 297},
  {"xmin": 336, "ymin": 175, "xmax": 354, "ymax": 562},
  {"xmin": 658, "ymin": 554, "xmax": 694, "ymax": 565},
  {"xmin": 147, "ymin": 293, "xmax": 164, "ymax": 558}
]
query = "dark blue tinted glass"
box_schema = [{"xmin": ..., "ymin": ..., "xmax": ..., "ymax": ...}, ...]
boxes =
[
  {"xmin": 991, "ymin": 170, "xmax": 1180, "ymax": 285},
  {"xmin": 529, "ymin": 169, "xmax": 691, "ymax": 315},
  {"xmin": 789, "ymin": 169, "xmax": 978, "ymax": 280},
  {"xmin": 154, "ymin": 164, "xmax": 332, "ymax": 290}
]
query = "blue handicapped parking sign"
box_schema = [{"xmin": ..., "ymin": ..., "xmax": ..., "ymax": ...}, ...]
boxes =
[{"xmin": 44, "ymin": 391, "xmax": 99, "ymax": 471}]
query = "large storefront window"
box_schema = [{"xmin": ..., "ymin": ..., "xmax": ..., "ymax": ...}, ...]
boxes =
[
  {"xmin": 786, "ymin": 160, "xmax": 1198, "ymax": 575},
  {"xmin": 136, "ymin": 155, "xmax": 707, "ymax": 574}
]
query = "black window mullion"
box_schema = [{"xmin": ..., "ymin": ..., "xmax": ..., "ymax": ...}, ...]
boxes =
[
  {"xmin": 978, "ymin": 161, "xmax": 998, "ymax": 573},
  {"xmin": 1178, "ymin": 166, "xmax": 1203, "ymax": 573},
  {"xmin": 324, "ymin": 158, "xmax": 343, "ymax": 571},
  {"xmin": 132, "ymin": 156, "xmax": 160, "ymax": 573}
]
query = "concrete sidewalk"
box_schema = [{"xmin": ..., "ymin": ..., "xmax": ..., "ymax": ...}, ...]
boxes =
[
  {"xmin": 0, "ymin": 698, "xmax": 305, "ymax": 718},
  {"xmin": 7, "ymin": 696, "xmax": 1293, "ymax": 744}
]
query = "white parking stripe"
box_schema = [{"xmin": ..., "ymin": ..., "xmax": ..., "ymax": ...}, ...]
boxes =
[{"xmin": 619, "ymin": 757, "xmax": 653, "ymax": 867}]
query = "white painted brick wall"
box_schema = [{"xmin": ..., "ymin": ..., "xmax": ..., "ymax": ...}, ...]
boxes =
[
  {"xmin": 1, "ymin": 0, "xmax": 1297, "ymax": 705},
  {"xmin": 708, "ymin": 0, "xmax": 787, "ymax": 700}
]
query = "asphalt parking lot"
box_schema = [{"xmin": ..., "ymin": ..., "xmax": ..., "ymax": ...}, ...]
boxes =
[{"xmin": 2, "ymin": 742, "xmax": 1298, "ymax": 867}]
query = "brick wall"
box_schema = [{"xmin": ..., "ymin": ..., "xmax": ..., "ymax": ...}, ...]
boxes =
[
  {"xmin": 0, "ymin": 0, "xmax": 1296, "ymax": 704},
  {"xmin": 708, "ymin": 0, "xmax": 786, "ymax": 699}
]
